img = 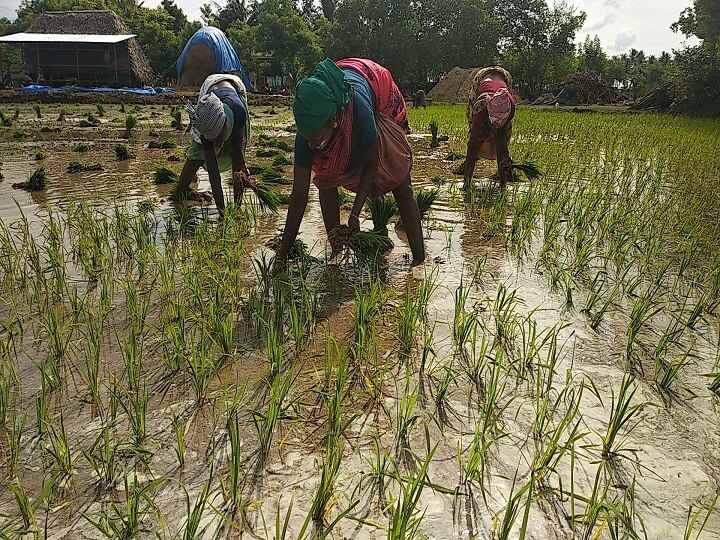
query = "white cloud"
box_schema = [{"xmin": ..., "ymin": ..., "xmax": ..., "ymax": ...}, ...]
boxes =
[
  {"xmin": 609, "ymin": 30, "xmax": 638, "ymax": 52},
  {"xmin": 604, "ymin": 0, "xmax": 621, "ymax": 8},
  {"xmin": 584, "ymin": 13, "xmax": 618, "ymax": 32}
]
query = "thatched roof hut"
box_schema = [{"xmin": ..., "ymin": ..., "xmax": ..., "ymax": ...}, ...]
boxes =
[{"xmin": 1, "ymin": 10, "xmax": 154, "ymax": 87}]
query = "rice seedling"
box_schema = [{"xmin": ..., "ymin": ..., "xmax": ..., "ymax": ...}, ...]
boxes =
[
  {"xmin": 251, "ymin": 368, "xmax": 297, "ymax": 465},
  {"xmin": 33, "ymin": 151, "xmax": 45, "ymax": 161},
  {"xmin": 8, "ymin": 474, "xmax": 56, "ymax": 536},
  {"xmin": 170, "ymin": 413, "xmax": 186, "ymax": 468},
  {"xmin": 266, "ymin": 231, "xmax": 310, "ymax": 260},
  {"xmin": 83, "ymin": 423, "xmax": 121, "ymax": 490},
  {"xmin": 57, "ymin": 106, "xmax": 67, "ymax": 121},
  {"xmin": 429, "ymin": 120, "xmax": 440, "ymax": 148},
  {"xmin": 180, "ymin": 479, "xmax": 213, "ymax": 540},
  {"xmin": 148, "ymin": 138, "xmax": 177, "ymax": 149},
  {"xmin": 186, "ymin": 326, "xmax": 218, "ymax": 405},
  {"xmin": 598, "ymin": 374, "xmax": 649, "ymax": 462},
  {"xmin": 654, "ymin": 351, "xmax": 694, "ymax": 400},
  {"xmin": 95, "ymin": 103, "xmax": 105, "ymax": 116},
  {"xmin": 397, "ymin": 283, "xmax": 422, "ymax": 361},
  {"xmin": 114, "ymin": 143, "xmax": 134, "ymax": 161},
  {"xmin": 444, "ymin": 151, "xmax": 464, "ymax": 161},
  {"xmin": 119, "ymin": 103, "xmax": 125, "ymax": 113},
  {"xmin": 0, "ymin": 110, "xmax": 12, "ymax": 126},
  {"xmin": 33, "ymin": 102, "xmax": 42, "ymax": 118},
  {"xmin": 626, "ymin": 288, "xmax": 663, "ymax": 372},
  {"xmin": 66, "ymin": 161, "xmax": 103, "ymax": 173},
  {"xmin": 683, "ymin": 491, "xmax": 719, "ymax": 540},
  {"xmin": 329, "ymin": 226, "xmax": 393, "ymax": 265},
  {"xmin": 153, "ymin": 164, "xmax": 179, "ymax": 185},
  {"xmin": 453, "ymin": 278, "xmax": 478, "ymax": 355},
  {"xmin": 272, "ymin": 154, "xmax": 293, "ymax": 167},
  {"xmin": 395, "ymin": 372, "xmax": 422, "ymax": 467},
  {"xmin": 387, "ymin": 445, "xmax": 436, "ymax": 540},
  {"xmin": 170, "ymin": 105, "xmax": 183, "ymax": 129},
  {"xmin": 492, "ymin": 476, "xmax": 533, "ymax": 540},
  {"xmin": 397, "ymin": 187, "xmax": 439, "ymax": 229},
  {"xmin": 367, "ymin": 195, "xmax": 398, "ymax": 234},
  {"xmin": 124, "ymin": 114, "xmax": 138, "ymax": 137},
  {"xmin": 45, "ymin": 413, "xmax": 78, "ymax": 487},
  {"xmin": 73, "ymin": 142, "xmax": 89, "ymax": 152},
  {"xmin": 83, "ymin": 474, "xmax": 167, "ymax": 539}
]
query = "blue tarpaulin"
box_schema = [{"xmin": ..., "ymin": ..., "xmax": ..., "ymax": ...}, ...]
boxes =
[
  {"xmin": 176, "ymin": 26, "xmax": 253, "ymax": 91},
  {"xmin": 17, "ymin": 85, "xmax": 175, "ymax": 95}
]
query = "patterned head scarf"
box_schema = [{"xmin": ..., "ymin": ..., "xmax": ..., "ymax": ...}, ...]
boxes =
[
  {"xmin": 293, "ymin": 58, "xmax": 351, "ymax": 134},
  {"xmin": 487, "ymin": 88, "xmax": 513, "ymax": 128},
  {"xmin": 185, "ymin": 92, "xmax": 226, "ymax": 142}
]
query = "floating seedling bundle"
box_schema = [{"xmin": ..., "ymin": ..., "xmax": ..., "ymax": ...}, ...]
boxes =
[{"xmin": 329, "ymin": 224, "xmax": 393, "ymax": 264}]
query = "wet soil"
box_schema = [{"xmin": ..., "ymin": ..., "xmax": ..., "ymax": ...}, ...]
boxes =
[{"xmin": 0, "ymin": 102, "xmax": 718, "ymax": 540}]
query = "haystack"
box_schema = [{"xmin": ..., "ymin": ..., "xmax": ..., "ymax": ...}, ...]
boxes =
[
  {"xmin": 176, "ymin": 26, "xmax": 252, "ymax": 90},
  {"xmin": 426, "ymin": 67, "xmax": 482, "ymax": 104},
  {"xmin": 26, "ymin": 11, "xmax": 154, "ymax": 86},
  {"xmin": 552, "ymin": 71, "xmax": 619, "ymax": 106}
]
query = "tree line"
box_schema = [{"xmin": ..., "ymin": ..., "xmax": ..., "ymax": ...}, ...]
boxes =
[{"xmin": 1, "ymin": 0, "xmax": 718, "ymax": 115}]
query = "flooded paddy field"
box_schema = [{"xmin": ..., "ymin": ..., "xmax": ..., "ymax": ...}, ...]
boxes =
[{"xmin": 0, "ymin": 100, "xmax": 719, "ymax": 539}]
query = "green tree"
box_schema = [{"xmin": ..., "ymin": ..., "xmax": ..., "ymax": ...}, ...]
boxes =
[
  {"xmin": 578, "ymin": 35, "xmax": 607, "ymax": 74},
  {"xmin": 497, "ymin": 0, "xmax": 586, "ymax": 97}
]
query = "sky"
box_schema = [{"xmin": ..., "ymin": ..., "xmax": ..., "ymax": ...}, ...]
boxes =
[{"xmin": 1, "ymin": 0, "xmax": 700, "ymax": 57}]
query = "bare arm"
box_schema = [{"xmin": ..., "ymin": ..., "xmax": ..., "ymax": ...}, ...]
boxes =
[
  {"xmin": 276, "ymin": 164, "xmax": 312, "ymax": 261},
  {"xmin": 204, "ymin": 149, "xmax": 226, "ymax": 212},
  {"xmin": 463, "ymin": 118, "xmax": 482, "ymax": 187},
  {"xmin": 349, "ymin": 143, "xmax": 379, "ymax": 230},
  {"xmin": 230, "ymin": 132, "xmax": 248, "ymax": 206}
]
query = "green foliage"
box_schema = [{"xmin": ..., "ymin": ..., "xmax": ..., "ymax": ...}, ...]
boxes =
[{"xmin": 114, "ymin": 144, "xmax": 134, "ymax": 161}]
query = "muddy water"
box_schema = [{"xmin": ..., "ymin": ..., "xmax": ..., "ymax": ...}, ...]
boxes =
[{"xmin": 0, "ymin": 103, "xmax": 719, "ymax": 539}]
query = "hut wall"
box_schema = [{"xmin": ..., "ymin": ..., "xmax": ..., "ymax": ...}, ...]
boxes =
[{"xmin": 23, "ymin": 42, "xmax": 136, "ymax": 86}]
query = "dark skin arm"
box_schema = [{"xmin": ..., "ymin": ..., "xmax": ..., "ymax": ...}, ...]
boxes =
[
  {"xmin": 463, "ymin": 117, "xmax": 482, "ymax": 188},
  {"xmin": 204, "ymin": 149, "xmax": 226, "ymax": 213},
  {"xmin": 276, "ymin": 163, "xmax": 312, "ymax": 261},
  {"xmin": 348, "ymin": 143, "xmax": 379, "ymax": 231},
  {"xmin": 230, "ymin": 131, "xmax": 248, "ymax": 206}
]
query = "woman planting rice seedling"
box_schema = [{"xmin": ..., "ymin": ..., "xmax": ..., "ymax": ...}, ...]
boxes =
[
  {"xmin": 174, "ymin": 73, "xmax": 251, "ymax": 213},
  {"xmin": 275, "ymin": 58, "xmax": 426, "ymax": 265},
  {"xmin": 463, "ymin": 66, "xmax": 516, "ymax": 190}
]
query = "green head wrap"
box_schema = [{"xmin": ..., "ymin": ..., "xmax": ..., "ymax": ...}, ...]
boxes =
[{"xmin": 293, "ymin": 58, "xmax": 351, "ymax": 134}]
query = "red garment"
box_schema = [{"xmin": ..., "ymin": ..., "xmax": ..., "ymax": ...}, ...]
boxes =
[
  {"xmin": 336, "ymin": 58, "xmax": 408, "ymax": 132},
  {"xmin": 309, "ymin": 96, "xmax": 354, "ymax": 178},
  {"xmin": 313, "ymin": 113, "xmax": 411, "ymax": 196},
  {"xmin": 470, "ymin": 79, "xmax": 516, "ymax": 160}
]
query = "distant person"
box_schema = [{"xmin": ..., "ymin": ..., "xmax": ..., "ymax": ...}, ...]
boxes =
[
  {"xmin": 463, "ymin": 66, "xmax": 516, "ymax": 190},
  {"xmin": 413, "ymin": 89, "xmax": 426, "ymax": 109},
  {"xmin": 275, "ymin": 58, "xmax": 425, "ymax": 265},
  {"xmin": 176, "ymin": 73, "xmax": 251, "ymax": 213}
]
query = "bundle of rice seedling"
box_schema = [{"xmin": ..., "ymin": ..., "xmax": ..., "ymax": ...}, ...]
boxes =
[
  {"xmin": 148, "ymin": 138, "xmax": 177, "ymax": 149},
  {"xmin": 67, "ymin": 161, "xmax": 103, "ymax": 173},
  {"xmin": 124, "ymin": 114, "xmax": 138, "ymax": 138},
  {"xmin": 396, "ymin": 187, "xmax": 439, "ymax": 229},
  {"xmin": 170, "ymin": 106, "xmax": 183, "ymax": 130},
  {"xmin": 259, "ymin": 137, "xmax": 293, "ymax": 152},
  {"xmin": 256, "ymin": 148, "xmax": 281, "ymax": 158},
  {"xmin": 429, "ymin": 121, "xmax": 440, "ymax": 148},
  {"xmin": 266, "ymin": 232, "xmax": 310, "ymax": 260},
  {"xmin": 34, "ymin": 152, "xmax": 46, "ymax": 161},
  {"xmin": 444, "ymin": 151, "xmax": 464, "ymax": 161},
  {"xmin": 272, "ymin": 154, "xmax": 293, "ymax": 167},
  {"xmin": 329, "ymin": 225, "xmax": 393, "ymax": 264},
  {"xmin": 96, "ymin": 104, "xmax": 105, "ymax": 117},
  {"xmin": 249, "ymin": 164, "xmax": 285, "ymax": 184},
  {"xmin": 114, "ymin": 144, "xmax": 135, "ymax": 161},
  {"xmin": 510, "ymin": 161, "xmax": 542, "ymax": 180},
  {"xmin": 73, "ymin": 143, "xmax": 89, "ymax": 152},
  {"xmin": 57, "ymin": 108, "xmax": 67, "ymax": 122},
  {"xmin": 154, "ymin": 165, "xmax": 179, "ymax": 185},
  {"xmin": 33, "ymin": 103, "xmax": 42, "ymax": 119},
  {"xmin": 13, "ymin": 165, "xmax": 47, "ymax": 191},
  {"xmin": 366, "ymin": 195, "xmax": 398, "ymax": 235},
  {"xmin": 490, "ymin": 160, "xmax": 542, "ymax": 182},
  {"xmin": 0, "ymin": 111, "xmax": 12, "ymax": 127},
  {"xmin": 235, "ymin": 172, "xmax": 280, "ymax": 214}
]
